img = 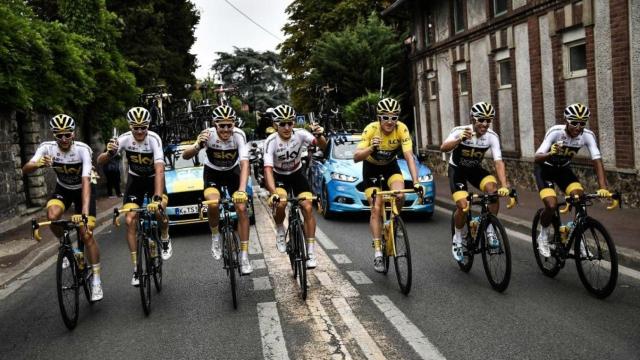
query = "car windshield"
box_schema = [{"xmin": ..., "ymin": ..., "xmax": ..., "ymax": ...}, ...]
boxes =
[
  {"xmin": 332, "ymin": 140, "xmax": 359, "ymax": 160},
  {"xmin": 165, "ymin": 148, "xmax": 206, "ymax": 170}
]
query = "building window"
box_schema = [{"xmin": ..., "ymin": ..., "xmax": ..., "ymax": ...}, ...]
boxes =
[
  {"xmin": 424, "ymin": 15, "xmax": 434, "ymax": 47},
  {"xmin": 497, "ymin": 59, "xmax": 512, "ymax": 87},
  {"xmin": 429, "ymin": 79, "xmax": 438, "ymax": 100},
  {"xmin": 564, "ymin": 40, "xmax": 587, "ymax": 78},
  {"xmin": 458, "ymin": 71, "xmax": 468, "ymax": 95},
  {"xmin": 453, "ymin": 0, "xmax": 465, "ymax": 33},
  {"xmin": 494, "ymin": 0, "xmax": 508, "ymax": 16}
]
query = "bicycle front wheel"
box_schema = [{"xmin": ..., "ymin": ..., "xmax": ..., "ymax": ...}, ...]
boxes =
[
  {"xmin": 531, "ymin": 209, "xmax": 561, "ymax": 277},
  {"xmin": 151, "ymin": 225, "xmax": 163, "ymax": 293},
  {"xmin": 294, "ymin": 221, "xmax": 308, "ymax": 300},
  {"xmin": 393, "ymin": 216, "xmax": 412, "ymax": 295},
  {"xmin": 137, "ymin": 234, "xmax": 151, "ymax": 316},
  {"xmin": 481, "ymin": 215, "xmax": 511, "ymax": 292},
  {"xmin": 57, "ymin": 249, "xmax": 79, "ymax": 330},
  {"xmin": 224, "ymin": 229, "xmax": 238, "ymax": 309},
  {"xmin": 574, "ymin": 217, "xmax": 618, "ymax": 298}
]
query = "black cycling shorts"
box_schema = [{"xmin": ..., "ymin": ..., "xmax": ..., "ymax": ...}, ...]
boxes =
[
  {"xmin": 123, "ymin": 175, "xmax": 167, "ymax": 206},
  {"xmin": 274, "ymin": 168, "xmax": 311, "ymax": 197},
  {"xmin": 448, "ymin": 165, "xmax": 492, "ymax": 193},
  {"xmin": 48, "ymin": 183, "xmax": 96, "ymax": 216},
  {"xmin": 203, "ymin": 165, "xmax": 240, "ymax": 195},
  {"xmin": 534, "ymin": 163, "xmax": 579, "ymax": 192},
  {"xmin": 362, "ymin": 160, "xmax": 403, "ymax": 190}
]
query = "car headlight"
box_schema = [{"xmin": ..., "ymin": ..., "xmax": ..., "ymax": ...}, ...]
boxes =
[
  {"xmin": 418, "ymin": 174, "xmax": 433, "ymax": 182},
  {"xmin": 330, "ymin": 172, "xmax": 357, "ymax": 182}
]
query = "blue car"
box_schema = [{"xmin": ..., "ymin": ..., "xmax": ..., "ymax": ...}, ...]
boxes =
[
  {"xmin": 163, "ymin": 143, "xmax": 254, "ymax": 226},
  {"xmin": 309, "ymin": 133, "xmax": 435, "ymax": 219}
]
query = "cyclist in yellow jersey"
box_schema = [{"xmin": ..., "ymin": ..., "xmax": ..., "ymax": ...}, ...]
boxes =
[{"xmin": 354, "ymin": 98, "xmax": 422, "ymax": 272}]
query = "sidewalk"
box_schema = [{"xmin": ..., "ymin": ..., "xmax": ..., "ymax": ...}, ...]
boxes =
[
  {"xmin": 0, "ymin": 196, "xmax": 123, "ymax": 288},
  {"xmin": 433, "ymin": 174, "xmax": 640, "ymax": 270}
]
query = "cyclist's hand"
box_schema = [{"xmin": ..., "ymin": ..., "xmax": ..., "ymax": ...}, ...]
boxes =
[
  {"xmin": 413, "ymin": 182, "xmax": 424, "ymax": 194},
  {"xmin": 597, "ymin": 188, "xmax": 611, "ymax": 198},
  {"xmin": 196, "ymin": 130, "xmax": 209, "ymax": 149},
  {"xmin": 107, "ymin": 138, "xmax": 119, "ymax": 155},
  {"xmin": 497, "ymin": 187, "xmax": 510, "ymax": 197},
  {"xmin": 550, "ymin": 143, "xmax": 561, "ymax": 155},
  {"xmin": 147, "ymin": 201, "xmax": 160, "ymax": 213},
  {"xmin": 371, "ymin": 136, "xmax": 381, "ymax": 149},
  {"xmin": 233, "ymin": 191, "xmax": 248, "ymax": 203},
  {"xmin": 458, "ymin": 129, "xmax": 473, "ymax": 141},
  {"xmin": 310, "ymin": 124, "xmax": 324, "ymax": 137},
  {"xmin": 71, "ymin": 214, "xmax": 84, "ymax": 224},
  {"xmin": 36, "ymin": 155, "xmax": 52, "ymax": 168},
  {"xmin": 268, "ymin": 193, "xmax": 280, "ymax": 206}
]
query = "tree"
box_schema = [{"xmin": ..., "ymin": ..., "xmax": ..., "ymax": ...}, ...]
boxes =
[{"xmin": 211, "ymin": 48, "xmax": 288, "ymax": 112}]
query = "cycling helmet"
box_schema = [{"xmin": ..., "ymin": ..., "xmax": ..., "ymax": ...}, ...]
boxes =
[
  {"xmin": 376, "ymin": 98, "xmax": 401, "ymax": 114},
  {"xmin": 469, "ymin": 101, "xmax": 495, "ymax": 120},
  {"xmin": 212, "ymin": 105, "xmax": 236, "ymax": 122},
  {"xmin": 564, "ymin": 103, "xmax": 590, "ymax": 121},
  {"xmin": 272, "ymin": 104, "xmax": 296, "ymax": 122},
  {"xmin": 126, "ymin": 107, "xmax": 151, "ymax": 126},
  {"xmin": 49, "ymin": 114, "xmax": 75, "ymax": 133}
]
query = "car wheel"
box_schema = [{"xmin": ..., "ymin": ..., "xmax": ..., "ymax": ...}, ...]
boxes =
[{"xmin": 321, "ymin": 185, "xmax": 334, "ymax": 220}]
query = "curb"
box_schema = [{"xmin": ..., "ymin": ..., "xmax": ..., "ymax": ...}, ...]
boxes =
[
  {"xmin": 0, "ymin": 206, "xmax": 116, "ymax": 289},
  {"xmin": 434, "ymin": 198, "xmax": 640, "ymax": 272}
]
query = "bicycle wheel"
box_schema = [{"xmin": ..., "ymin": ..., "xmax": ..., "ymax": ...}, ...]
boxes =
[
  {"xmin": 137, "ymin": 233, "xmax": 151, "ymax": 316},
  {"xmin": 574, "ymin": 217, "xmax": 618, "ymax": 298},
  {"xmin": 287, "ymin": 224, "xmax": 297, "ymax": 276},
  {"xmin": 57, "ymin": 249, "xmax": 79, "ymax": 330},
  {"xmin": 294, "ymin": 221, "xmax": 308, "ymax": 300},
  {"xmin": 393, "ymin": 216, "xmax": 412, "ymax": 295},
  {"xmin": 450, "ymin": 210, "xmax": 473, "ymax": 272},
  {"xmin": 481, "ymin": 215, "xmax": 511, "ymax": 292},
  {"xmin": 224, "ymin": 229, "xmax": 238, "ymax": 309},
  {"xmin": 531, "ymin": 209, "xmax": 562, "ymax": 277},
  {"xmin": 381, "ymin": 233, "xmax": 390, "ymax": 275},
  {"xmin": 151, "ymin": 226, "xmax": 163, "ymax": 292}
]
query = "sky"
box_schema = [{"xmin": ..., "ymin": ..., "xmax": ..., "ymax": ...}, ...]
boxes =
[{"xmin": 190, "ymin": 0, "xmax": 293, "ymax": 80}]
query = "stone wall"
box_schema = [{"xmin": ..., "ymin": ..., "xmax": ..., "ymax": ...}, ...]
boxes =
[
  {"xmin": 0, "ymin": 112, "xmax": 27, "ymax": 220},
  {"xmin": 420, "ymin": 148, "xmax": 640, "ymax": 207}
]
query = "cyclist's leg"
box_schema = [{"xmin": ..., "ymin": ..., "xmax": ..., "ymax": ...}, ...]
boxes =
[
  {"xmin": 123, "ymin": 175, "xmax": 144, "ymax": 280},
  {"xmin": 363, "ymin": 162, "xmax": 384, "ymax": 270},
  {"xmin": 561, "ymin": 167, "xmax": 584, "ymax": 198},
  {"xmin": 228, "ymin": 167, "xmax": 251, "ymax": 272},
  {"xmin": 46, "ymin": 186, "xmax": 69, "ymax": 238},
  {"xmin": 471, "ymin": 169, "xmax": 498, "ymax": 214},
  {"xmin": 77, "ymin": 187, "xmax": 102, "ymax": 298},
  {"xmin": 385, "ymin": 161, "xmax": 405, "ymax": 207},
  {"xmin": 272, "ymin": 173, "xmax": 289, "ymax": 253},
  {"xmin": 534, "ymin": 164, "xmax": 559, "ymax": 226},
  {"xmin": 449, "ymin": 166, "xmax": 469, "ymax": 232}
]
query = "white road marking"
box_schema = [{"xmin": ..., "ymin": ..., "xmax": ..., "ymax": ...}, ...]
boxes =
[
  {"xmin": 332, "ymin": 254, "xmax": 352, "ymax": 264},
  {"xmin": 347, "ymin": 271, "xmax": 373, "ymax": 285},
  {"xmin": 257, "ymin": 302, "xmax": 290, "ymax": 360},
  {"xmin": 253, "ymin": 276, "xmax": 272, "ymax": 291},
  {"xmin": 332, "ymin": 297, "xmax": 386, "ymax": 360},
  {"xmin": 370, "ymin": 295, "xmax": 446, "ymax": 360},
  {"xmin": 251, "ymin": 259, "xmax": 266, "ymax": 270},
  {"xmin": 316, "ymin": 227, "xmax": 339, "ymax": 250},
  {"xmin": 307, "ymin": 297, "xmax": 353, "ymax": 360}
]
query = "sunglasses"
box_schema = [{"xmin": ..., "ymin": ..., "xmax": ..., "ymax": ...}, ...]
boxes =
[
  {"xmin": 278, "ymin": 121, "xmax": 295, "ymax": 128},
  {"xmin": 131, "ymin": 126, "xmax": 148, "ymax": 132},
  {"xmin": 217, "ymin": 123, "xmax": 234, "ymax": 129},
  {"xmin": 54, "ymin": 133, "xmax": 73, "ymax": 140},
  {"xmin": 378, "ymin": 115, "xmax": 399, "ymax": 122},
  {"xmin": 568, "ymin": 120, "xmax": 587, "ymax": 128},
  {"xmin": 474, "ymin": 118, "xmax": 492, "ymax": 124}
]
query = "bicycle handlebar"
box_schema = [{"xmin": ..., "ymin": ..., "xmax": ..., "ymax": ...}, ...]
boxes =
[
  {"xmin": 559, "ymin": 192, "xmax": 621, "ymax": 214},
  {"xmin": 31, "ymin": 216, "xmax": 87, "ymax": 242},
  {"xmin": 112, "ymin": 205, "xmax": 164, "ymax": 227},
  {"xmin": 463, "ymin": 189, "xmax": 518, "ymax": 213}
]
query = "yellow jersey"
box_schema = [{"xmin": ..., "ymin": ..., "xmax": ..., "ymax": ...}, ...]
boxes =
[{"xmin": 357, "ymin": 121, "xmax": 413, "ymax": 165}]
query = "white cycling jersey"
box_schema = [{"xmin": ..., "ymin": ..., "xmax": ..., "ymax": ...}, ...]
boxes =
[
  {"xmin": 535, "ymin": 125, "xmax": 601, "ymax": 167},
  {"xmin": 444, "ymin": 125, "xmax": 502, "ymax": 168},
  {"xmin": 30, "ymin": 141, "xmax": 93, "ymax": 190},
  {"xmin": 113, "ymin": 131, "xmax": 164, "ymax": 177},
  {"xmin": 201, "ymin": 127, "xmax": 249, "ymax": 171},
  {"xmin": 263, "ymin": 129, "xmax": 316, "ymax": 175}
]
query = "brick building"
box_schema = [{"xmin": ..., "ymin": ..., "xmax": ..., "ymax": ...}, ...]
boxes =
[{"xmin": 384, "ymin": 0, "xmax": 640, "ymax": 206}]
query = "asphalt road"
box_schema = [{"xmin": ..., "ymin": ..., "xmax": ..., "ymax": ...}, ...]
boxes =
[{"xmin": 1, "ymin": 198, "xmax": 639, "ymax": 360}]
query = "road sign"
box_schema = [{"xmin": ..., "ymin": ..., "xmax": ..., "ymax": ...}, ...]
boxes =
[{"xmin": 296, "ymin": 115, "xmax": 306, "ymax": 125}]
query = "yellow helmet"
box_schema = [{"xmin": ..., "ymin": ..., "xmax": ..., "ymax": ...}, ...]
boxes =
[
  {"xmin": 49, "ymin": 114, "xmax": 75, "ymax": 133},
  {"xmin": 126, "ymin": 107, "xmax": 151, "ymax": 126}
]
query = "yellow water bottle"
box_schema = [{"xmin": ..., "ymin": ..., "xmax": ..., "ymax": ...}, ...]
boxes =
[
  {"xmin": 559, "ymin": 225, "xmax": 569, "ymax": 243},
  {"xmin": 469, "ymin": 216, "xmax": 480, "ymax": 239},
  {"xmin": 149, "ymin": 240, "xmax": 158, "ymax": 258},
  {"xmin": 74, "ymin": 249, "xmax": 85, "ymax": 270}
]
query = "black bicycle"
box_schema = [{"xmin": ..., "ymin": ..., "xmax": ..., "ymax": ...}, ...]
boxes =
[
  {"xmin": 31, "ymin": 216, "xmax": 96, "ymax": 330},
  {"xmin": 532, "ymin": 192, "xmax": 620, "ymax": 298},
  {"xmin": 199, "ymin": 187, "xmax": 243, "ymax": 309},
  {"xmin": 450, "ymin": 190, "xmax": 517, "ymax": 292},
  {"xmin": 113, "ymin": 203, "xmax": 164, "ymax": 315}
]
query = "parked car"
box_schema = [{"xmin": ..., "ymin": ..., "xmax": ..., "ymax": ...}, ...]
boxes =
[
  {"xmin": 309, "ymin": 133, "xmax": 435, "ymax": 219},
  {"xmin": 164, "ymin": 142, "xmax": 255, "ymax": 225}
]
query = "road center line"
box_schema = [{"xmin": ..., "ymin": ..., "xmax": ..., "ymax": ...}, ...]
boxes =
[
  {"xmin": 332, "ymin": 297, "xmax": 386, "ymax": 360},
  {"xmin": 257, "ymin": 302, "xmax": 290, "ymax": 360},
  {"xmin": 347, "ymin": 271, "xmax": 373, "ymax": 285},
  {"xmin": 316, "ymin": 227, "xmax": 339, "ymax": 250}
]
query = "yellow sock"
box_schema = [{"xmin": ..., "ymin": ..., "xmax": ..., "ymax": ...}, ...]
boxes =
[{"xmin": 130, "ymin": 252, "xmax": 137, "ymax": 267}]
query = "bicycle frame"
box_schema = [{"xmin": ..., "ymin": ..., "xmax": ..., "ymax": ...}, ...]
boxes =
[{"xmin": 371, "ymin": 188, "xmax": 415, "ymax": 257}]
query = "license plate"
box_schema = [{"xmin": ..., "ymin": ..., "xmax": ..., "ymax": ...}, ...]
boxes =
[{"xmin": 175, "ymin": 205, "xmax": 199, "ymax": 215}]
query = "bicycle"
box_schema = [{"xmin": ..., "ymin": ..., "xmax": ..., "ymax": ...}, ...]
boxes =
[
  {"xmin": 531, "ymin": 192, "xmax": 621, "ymax": 298},
  {"xmin": 371, "ymin": 185, "xmax": 423, "ymax": 295},
  {"xmin": 199, "ymin": 186, "xmax": 244, "ymax": 309},
  {"xmin": 450, "ymin": 190, "xmax": 517, "ymax": 292},
  {"xmin": 31, "ymin": 216, "xmax": 96, "ymax": 330},
  {"xmin": 272, "ymin": 186, "xmax": 315, "ymax": 300},
  {"xmin": 113, "ymin": 200, "xmax": 164, "ymax": 315}
]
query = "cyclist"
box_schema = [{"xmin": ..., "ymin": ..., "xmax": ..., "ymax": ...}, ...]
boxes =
[
  {"xmin": 534, "ymin": 103, "xmax": 610, "ymax": 257},
  {"xmin": 353, "ymin": 97, "xmax": 423, "ymax": 273},
  {"xmin": 440, "ymin": 101, "xmax": 510, "ymax": 262},
  {"xmin": 97, "ymin": 107, "xmax": 172, "ymax": 287},
  {"xmin": 181, "ymin": 105, "xmax": 253, "ymax": 275},
  {"xmin": 22, "ymin": 114, "xmax": 103, "ymax": 301},
  {"xmin": 264, "ymin": 104, "xmax": 326, "ymax": 269}
]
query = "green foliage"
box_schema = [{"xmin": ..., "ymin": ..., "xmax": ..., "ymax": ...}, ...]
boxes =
[{"xmin": 343, "ymin": 92, "xmax": 379, "ymax": 127}]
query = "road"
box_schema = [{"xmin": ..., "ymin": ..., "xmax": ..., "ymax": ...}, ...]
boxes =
[{"xmin": 1, "ymin": 197, "xmax": 639, "ymax": 359}]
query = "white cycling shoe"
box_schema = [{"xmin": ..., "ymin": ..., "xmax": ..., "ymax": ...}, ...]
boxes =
[
  {"xmin": 161, "ymin": 237, "xmax": 173, "ymax": 260},
  {"xmin": 131, "ymin": 271, "xmax": 140, "ymax": 287},
  {"xmin": 91, "ymin": 282, "xmax": 104, "ymax": 302},
  {"xmin": 486, "ymin": 224, "xmax": 500, "ymax": 248},
  {"xmin": 240, "ymin": 257, "xmax": 253, "ymax": 275},
  {"xmin": 373, "ymin": 256, "xmax": 385, "ymax": 273},
  {"xmin": 452, "ymin": 234, "xmax": 464, "ymax": 262},
  {"xmin": 306, "ymin": 253, "xmax": 317, "ymax": 269},
  {"xmin": 211, "ymin": 234, "xmax": 222, "ymax": 260},
  {"xmin": 276, "ymin": 229, "xmax": 287, "ymax": 253},
  {"xmin": 537, "ymin": 226, "xmax": 551, "ymax": 258}
]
